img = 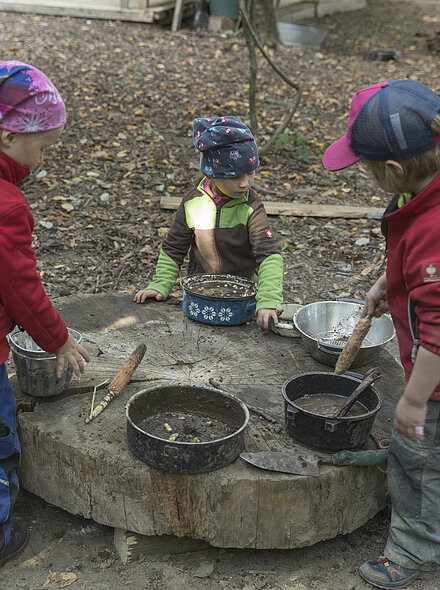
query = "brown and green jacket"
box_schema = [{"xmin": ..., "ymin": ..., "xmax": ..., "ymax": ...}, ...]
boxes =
[{"xmin": 146, "ymin": 178, "xmax": 283, "ymax": 312}]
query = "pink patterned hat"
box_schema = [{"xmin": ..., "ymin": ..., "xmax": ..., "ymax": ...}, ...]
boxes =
[{"xmin": 0, "ymin": 60, "xmax": 66, "ymax": 133}]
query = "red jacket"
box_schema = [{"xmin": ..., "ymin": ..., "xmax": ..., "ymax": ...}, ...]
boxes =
[
  {"xmin": 0, "ymin": 151, "xmax": 68, "ymax": 365},
  {"xmin": 385, "ymin": 172, "xmax": 440, "ymax": 400}
]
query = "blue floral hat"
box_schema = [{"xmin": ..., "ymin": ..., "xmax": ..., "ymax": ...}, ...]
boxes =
[{"xmin": 193, "ymin": 116, "xmax": 259, "ymax": 178}]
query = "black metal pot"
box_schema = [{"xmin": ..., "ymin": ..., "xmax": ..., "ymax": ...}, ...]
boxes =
[
  {"xmin": 282, "ymin": 372, "xmax": 381, "ymax": 452},
  {"xmin": 126, "ymin": 383, "xmax": 249, "ymax": 473}
]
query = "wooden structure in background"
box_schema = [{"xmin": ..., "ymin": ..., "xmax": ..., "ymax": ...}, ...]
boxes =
[
  {"xmin": 0, "ymin": 0, "xmax": 367, "ymax": 25},
  {"xmin": 0, "ymin": 0, "xmax": 193, "ymax": 23}
]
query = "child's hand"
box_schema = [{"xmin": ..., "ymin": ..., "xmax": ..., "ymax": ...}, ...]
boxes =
[
  {"xmin": 362, "ymin": 273, "xmax": 388, "ymax": 318},
  {"xmin": 257, "ymin": 308, "xmax": 282, "ymax": 331},
  {"xmin": 134, "ymin": 289, "xmax": 164, "ymax": 304},
  {"xmin": 56, "ymin": 332, "xmax": 90, "ymax": 379},
  {"xmin": 394, "ymin": 395, "xmax": 427, "ymax": 442}
]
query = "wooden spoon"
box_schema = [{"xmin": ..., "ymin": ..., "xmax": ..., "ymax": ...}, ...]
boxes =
[
  {"xmin": 334, "ymin": 313, "xmax": 373, "ymax": 375},
  {"xmin": 334, "ymin": 367, "xmax": 382, "ymax": 418}
]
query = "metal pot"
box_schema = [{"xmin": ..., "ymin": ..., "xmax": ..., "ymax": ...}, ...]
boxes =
[
  {"xmin": 282, "ymin": 371, "xmax": 382, "ymax": 452},
  {"xmin": 293, "ymin": 301, "xmax": 395, "ymax": 368},
  {"xmin": 126, "ymin": 383, "xmax": 249, "ymax": 473},
  {"xmin": 181, "ymin": 274, "xmax": 257, "ymax": 326},
  {"xmin": 8, "ymin": 327, "xmax": 82, "ymax": 397}
]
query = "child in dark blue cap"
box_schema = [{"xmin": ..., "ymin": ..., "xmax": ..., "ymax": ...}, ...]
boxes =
[
  {"xmin": 135, "ymin": 115, "xmax": 283, "ymax": 330},
  {"xmin": 324, "ymin": 79, "xmax": 440, "ymax": 589}
]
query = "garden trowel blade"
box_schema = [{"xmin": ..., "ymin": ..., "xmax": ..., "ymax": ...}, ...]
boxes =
[{"xmin": 240, "ymin": 451, "xmax": 321, "ymax": 477}]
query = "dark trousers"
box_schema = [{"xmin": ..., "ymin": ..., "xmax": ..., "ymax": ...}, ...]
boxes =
[{"xmin": 0, "ymin": 363, "xmax": 20, "ymax": 555}]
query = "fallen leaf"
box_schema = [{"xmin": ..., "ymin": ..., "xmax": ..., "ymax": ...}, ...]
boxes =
[
  {"xmin": 39, "ymin": 221, "xmax": 54, "ymax": 229},
  {"xmin": 42, "ymin": 571, "xmax": 78, "ymax": 589}
]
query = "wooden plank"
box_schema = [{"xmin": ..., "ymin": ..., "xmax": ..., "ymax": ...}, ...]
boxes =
[
  {"xmin": 0, "ymin": 2, "xmax": 154, "ymax": 20},
  {"xmin": 0, "ymin": 0, "xmax": 192, "ymax": 21},
  {"xmin": 160, "ymin": 195, "xmax": 384, "ymax": 220}
]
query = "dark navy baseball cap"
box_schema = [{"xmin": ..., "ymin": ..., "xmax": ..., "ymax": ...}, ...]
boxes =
[{"xmin": 323, "ymin": 79, "xmax": 440, "ymax": 171}]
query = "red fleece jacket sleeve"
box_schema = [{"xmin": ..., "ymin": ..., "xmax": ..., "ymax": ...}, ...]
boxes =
[
  {"xmin": 0, "ymin": 204, "xmax": 68, "ymax": 352},
  {"xmin": 405, "ymin": 250, "xmax": 440, "ymax": 356},
  {"xmin": 410, "ymin": 284, "xmax": 440, "ymax": 356}
]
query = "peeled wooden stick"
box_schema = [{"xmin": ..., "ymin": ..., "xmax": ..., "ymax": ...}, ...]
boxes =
[
  {"xmin": 334, "ymin": 367, "xmax": 382, "ymax": 417},
  {"xmin": 334, "ymin": 314, "xmax": 373, "ymax": 375},
  {"xmin": 88, "ymin": 378, "xmax": 110, "ymax": 421},
  {"xmin": 85, "ymin": 344, "xmax": 147, "ymax": 423}
]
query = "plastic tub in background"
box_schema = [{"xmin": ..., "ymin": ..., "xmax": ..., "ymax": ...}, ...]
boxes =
[
  {"xmin": 8, "ymin": 327, "xmax": 82, "ymax": 397},
  {"xmin": 277, "ymin": 21, "xmax": 332, "ymax": 49},
  {"xmin": 209, "ymin": 0, "xmax": 238, "ymax": 18}
]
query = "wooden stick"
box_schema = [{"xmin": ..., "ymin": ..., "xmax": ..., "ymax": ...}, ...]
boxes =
[
  {"xmin": 89, "ymin": 379, "xmax": 110, "ymax": 421},
  {"xmin": 334, "ymin": 367, "xmax": 382, "ymax": 418},
  {"xmin": 86, "ymin": 344, "xmax": 147, "ymax": 423},
  {"xmin": 334, "ymin": 314, "xmax": 372, "ymax": 375}
]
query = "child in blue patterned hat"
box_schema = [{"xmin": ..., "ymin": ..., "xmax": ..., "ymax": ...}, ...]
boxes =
[{"xmin": 134, "ymin": 115, "xmax": 283, "ymax": 330}]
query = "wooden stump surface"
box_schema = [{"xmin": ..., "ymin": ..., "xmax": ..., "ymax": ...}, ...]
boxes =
[{"xmin": 11, "ymin": 292, "xmax": 404, "ymax": 549}]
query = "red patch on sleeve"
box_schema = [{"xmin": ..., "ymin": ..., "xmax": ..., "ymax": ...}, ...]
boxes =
[{"xmin": 265, "ymin": 229, "xmax": 273, "ymax": 238}]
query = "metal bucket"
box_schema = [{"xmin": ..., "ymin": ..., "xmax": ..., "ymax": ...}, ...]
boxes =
[
  {"xmin": 8, "ymin": 327, "xmax": 82, "ymax": 397},
  {"xmin": 126, "ymin": 383, "xmax": 250, "ymax": 473},
  {"xmin": 293, "ymin": 301, "xmax": 395, "ymax": 368}
]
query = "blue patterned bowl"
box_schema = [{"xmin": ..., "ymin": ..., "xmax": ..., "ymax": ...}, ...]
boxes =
[{"xmin": 181, "ymin": 274, "xmax": 257, "ymax": 326}]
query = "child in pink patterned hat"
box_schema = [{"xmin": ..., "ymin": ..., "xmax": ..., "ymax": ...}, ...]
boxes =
[
  {"xmin": 0, "ymin": 60, "xmax": 66, "ymax": 133},
  {"xmin": 0, "ymin": 61, "xmax": 89, "ymax": 568}
]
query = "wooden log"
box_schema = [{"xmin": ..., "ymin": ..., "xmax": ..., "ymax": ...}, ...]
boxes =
[
  {"xmin": 159, "ymin": 195, "xmax": 384, "ymax": 219},
  {"xmin": 16, "ymin": 292, "xmax": 403, "ymax": 549},
  {"xmin": 334, "ymin": 314, "xmax": 372, "ymax": 375}
]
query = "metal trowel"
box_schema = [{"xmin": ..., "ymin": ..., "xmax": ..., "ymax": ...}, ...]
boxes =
[{"xmin": 240, "ymin": 449, "xmax": 387, "ymax": 477}]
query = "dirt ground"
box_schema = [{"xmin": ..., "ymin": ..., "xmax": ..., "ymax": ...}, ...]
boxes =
[{"xmin": 1, "ymin": 0, "xmax": 440, "ymax": 588}]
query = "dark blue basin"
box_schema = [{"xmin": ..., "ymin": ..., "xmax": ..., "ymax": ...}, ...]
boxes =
[{"xmin": 181, "ymin": 274, "xmax": 257, "ymax": 326}]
